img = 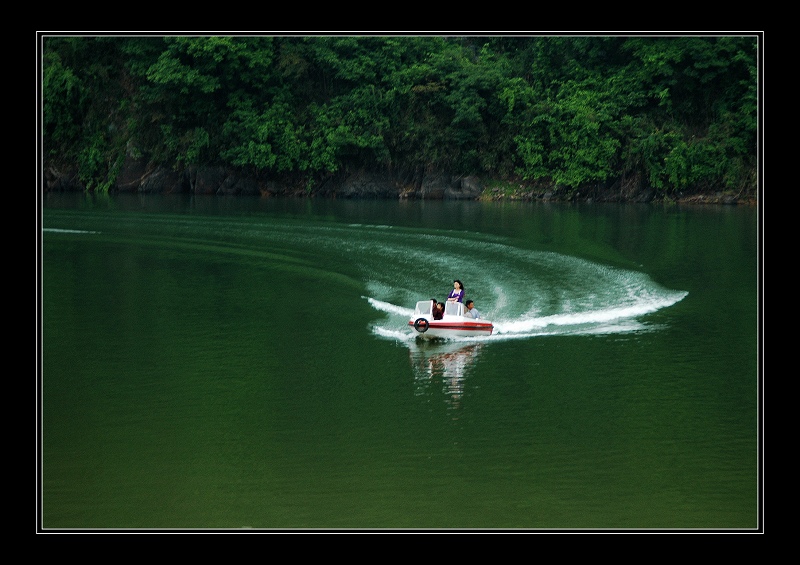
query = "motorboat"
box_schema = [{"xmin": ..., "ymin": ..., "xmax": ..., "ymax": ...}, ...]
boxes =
[{"xmin": 408, "ymin": 300, "xmax": 494, "ymax": 339}]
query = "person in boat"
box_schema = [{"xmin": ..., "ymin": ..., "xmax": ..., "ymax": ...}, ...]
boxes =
[
  {"xmin": 464, "ymin": 299, "xmax": 481, "ymax": 319},
  {"xmin": 433, "ymin": 302, "xmax": 445, "ymax": 320},
  {"xmin": 447, "ymin": 280, "xmax": 465, "ymax": 303}
]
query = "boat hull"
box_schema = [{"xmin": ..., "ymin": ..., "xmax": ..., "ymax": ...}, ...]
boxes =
[
  {"xmin": 408, "ymin": 317, "xmax": 494, "ymax": 338},
  {"xmin": 408, "ymin": 300, "xmax": 493, "ymax": 339}
]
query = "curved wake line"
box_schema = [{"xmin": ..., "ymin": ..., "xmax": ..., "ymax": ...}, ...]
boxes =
[
  {"xmin": 366, "ymin": 297, "xmax": 414, "ymax": 318},
  {"xmin": 52, "ymin": 214, "xmax": 686, "ymax": 343},
  {"xmin": 43, "ymin": 228, "xmax": 100, "ymax": 234},
  {"xmin": 492, "ymin": 292, "xmax": 687, "ymax": 334},
  {"xmin": 366, "ymin": 289, "xmax": 687, "ymax": 342}
]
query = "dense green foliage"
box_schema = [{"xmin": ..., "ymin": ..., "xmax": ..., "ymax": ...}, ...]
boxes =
[{"xmin": 41, "ymin": 34, "xmax": 758, "ymax": 196}]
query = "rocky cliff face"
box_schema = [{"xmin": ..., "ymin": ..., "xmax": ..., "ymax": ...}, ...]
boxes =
[
  {"xmin": 44, "ymin": 155, "xmax": 484, "ymax": 200},
  {"xmin": 43, "ymin": 156, "xmax": 754, "ymax": 204}
]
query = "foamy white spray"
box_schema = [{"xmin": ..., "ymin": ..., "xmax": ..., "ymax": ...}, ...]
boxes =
[{"xmin": 196, "ymin": 219, "xmax": 687, "ymax": 343}]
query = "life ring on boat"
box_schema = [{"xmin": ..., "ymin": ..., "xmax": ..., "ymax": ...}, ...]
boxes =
[{"xmin": 413, "ymin": 318, "xmax": 430, "ymax": 333}]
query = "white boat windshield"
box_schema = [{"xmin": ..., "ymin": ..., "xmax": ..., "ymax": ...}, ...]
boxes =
[
  {"xmin": 415, "ymin": 300, "xmax": 434, "ymax": 315},
  {"xmin": 445, "ymin": 302, "xmax": 465, "ymax": 317},
  {"xmin": 414, "ymin": 300, "xmax": 468, "ymax": 317}
]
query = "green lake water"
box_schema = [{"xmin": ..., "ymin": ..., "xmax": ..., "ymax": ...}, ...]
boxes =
[{"xmin": 39, "ymin": 193, "xmax": 760, "ymax": 531}]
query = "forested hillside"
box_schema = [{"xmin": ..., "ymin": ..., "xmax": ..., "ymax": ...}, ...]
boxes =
[{"xmin": 41, "ymin": 34, "xmax": 759, "ymax": 201}]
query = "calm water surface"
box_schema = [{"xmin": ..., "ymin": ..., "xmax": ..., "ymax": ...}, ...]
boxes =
[{"xmin": 40, "ymin": 193, "xmax": 760, "ymax": 530}]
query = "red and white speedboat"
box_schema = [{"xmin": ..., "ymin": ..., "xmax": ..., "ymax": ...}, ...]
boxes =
[{"xmin": 408, "ymin": 300, "xmax": 494, "ymax": 339}]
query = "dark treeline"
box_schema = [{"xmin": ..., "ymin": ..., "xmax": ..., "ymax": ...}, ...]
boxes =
[{"xmin": 41, "ymin": 34, "xmax": 759, "ymax": 200}]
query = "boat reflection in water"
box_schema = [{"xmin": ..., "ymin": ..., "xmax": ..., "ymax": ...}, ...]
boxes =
[{"xmin": 407, "ymin": 339, "xmax": 483, "ymax": 411}]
